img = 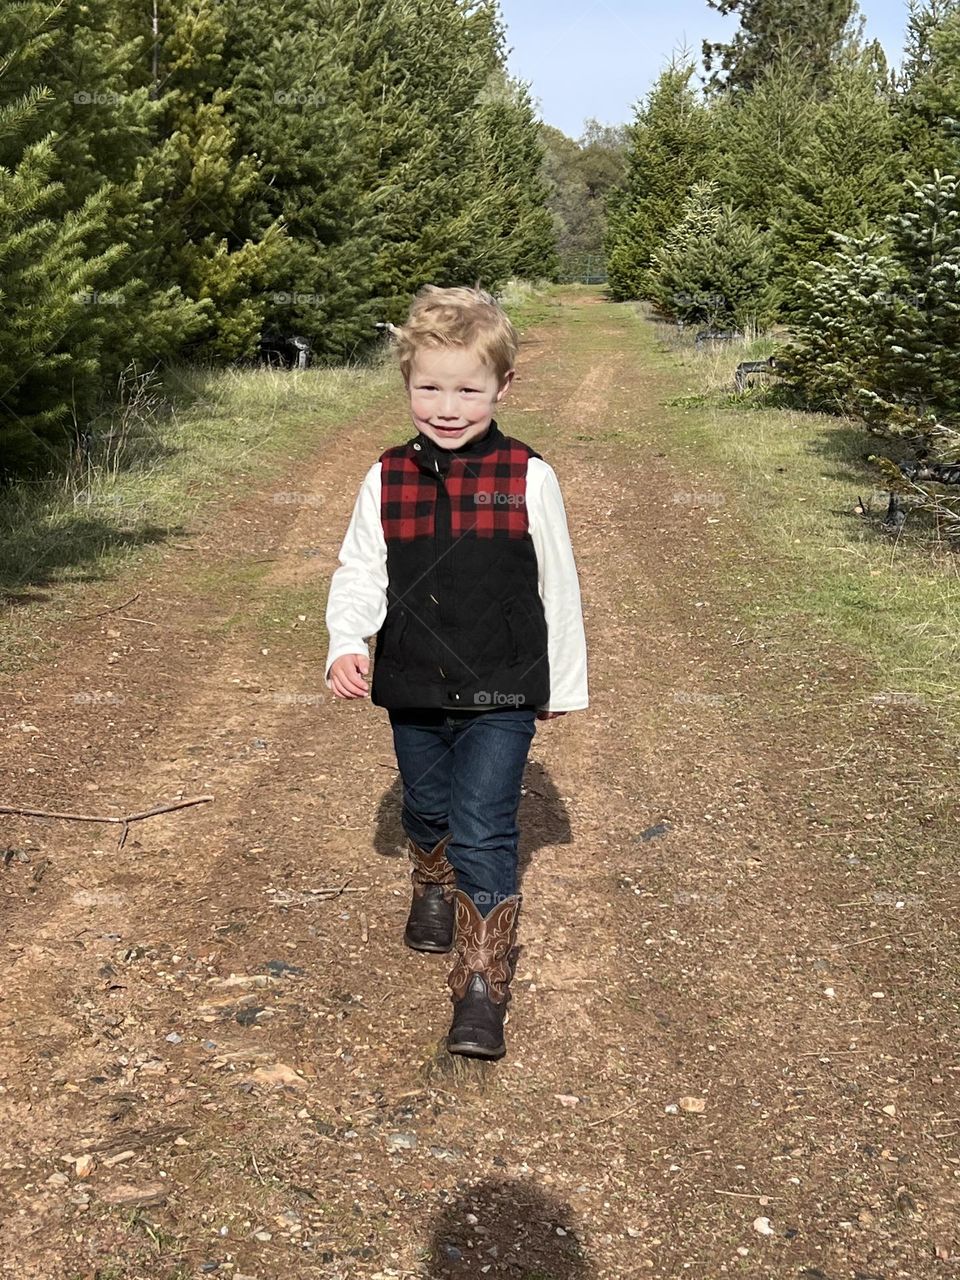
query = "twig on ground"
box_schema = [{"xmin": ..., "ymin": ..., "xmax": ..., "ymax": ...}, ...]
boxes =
[
  {"xmin": 584, "ymin": 1099, "xmax": 640, "ymax": 1128},
  {"xmin": 713, "ymin": 1189, "xmax": 776, "ymax": 1201},
  {"xmin": 829, "ymin": 931, "xmax": 919, "ymax": 950},
  {"xmin": 69, "ymin": 592, "xmax": 141, "ymax": 622},
  {"xmin": 0, "ymin": 794, "xmax": 214, "ymax": 850}
]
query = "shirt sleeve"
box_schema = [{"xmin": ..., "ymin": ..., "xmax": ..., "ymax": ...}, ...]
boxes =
[
  {"xmin": 323, "ymin": 462, "xmax": 388, "ymax": 686},
  {"xmin": 526, "ymin": 458, "xmax": 589, "ymax": 713}
]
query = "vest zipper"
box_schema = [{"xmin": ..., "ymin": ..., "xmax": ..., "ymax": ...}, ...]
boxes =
[{"xmin": 434, "ymin": 457, "xmax": 450, "ymax": 679}]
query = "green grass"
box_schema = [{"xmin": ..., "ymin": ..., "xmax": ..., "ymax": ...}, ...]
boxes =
[
  {"xmin": 621, "ymin": 301, "xmax": 960, "ymax": 725},
  {"xmin": 0, "ymin": 351, "xmax": 398, "ymax": 671}
]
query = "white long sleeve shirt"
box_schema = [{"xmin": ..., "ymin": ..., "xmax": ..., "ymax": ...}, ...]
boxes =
[{"xmin": 324, "ymin": 456, "xmax": 588, "ymax": 713}]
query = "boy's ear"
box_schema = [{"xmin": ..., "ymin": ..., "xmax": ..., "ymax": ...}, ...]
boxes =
[{"xmin": 496, "ymin": 369, "xmax": 516, "ymax": 399}]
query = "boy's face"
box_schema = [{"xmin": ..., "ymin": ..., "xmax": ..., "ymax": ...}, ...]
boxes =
[{"xmin": 406, "ymin": 344, "xmax": 514, "ymax": 449}]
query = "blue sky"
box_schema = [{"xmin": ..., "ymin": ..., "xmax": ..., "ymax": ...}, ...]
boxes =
[{"xmin": 499, "ymin": 0, "xmax": 913, "ymax": 138}]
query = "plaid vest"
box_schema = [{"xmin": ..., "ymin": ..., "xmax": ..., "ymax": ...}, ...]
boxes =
[{"xmin": 370, "ymin": 420, "xmax": 550, "ymax": 711}]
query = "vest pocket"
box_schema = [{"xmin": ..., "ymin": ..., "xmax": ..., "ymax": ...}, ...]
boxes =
[
  {"xmin": 381, "ymin": 607, "xmax": 408, "ymax": 668},
  {"xmin": 501, "ymin": 600, "xmax": 521, "ymax": 663}
]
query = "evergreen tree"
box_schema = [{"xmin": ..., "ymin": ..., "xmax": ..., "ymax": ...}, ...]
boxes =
[
  {"xmin": 701, "ymin": 0, "xmax": 861, "ymax": 100},
  {"xmin": 858, "ymin": 171, "xmax": 960, "ymax": 437},
  {"xmin": 130, "ymin": 0, "xmax": 288, "ymax": 362},
  {"xmin": 772, "ymin": 231, "xmax": 897, "ymax": 417},
  {"xmin": 767, "ymin": 45, "xmax": 903, "ymax": 314},
  {"xmin": 603, "ymin": 55, "xmax": 716, "ymax": 301},
  {"xmin": 221, "ymin": 0, "xmax": 378, "ymax": 361},
  {"xmin": 646, "ymin": 179, "xmax": 779, "ymax": 330},
  {"xmin": 710, "ymin": 54, "xmax": 820, "ymax": 232},
  {"xmin": 894, "ymin": 0, "xmax": 960, "ymax": 180},
  {"xmin": 0, "ymin": 2, "xmax": 158, "ymax": 471}
]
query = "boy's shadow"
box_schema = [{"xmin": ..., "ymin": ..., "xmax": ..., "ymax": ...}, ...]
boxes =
[
  {"xmin": 371, "ymin": 757, "xmax": 571, "ymax": 891},
  {"xmin": 426, "ymin": 1176, "xmax": 595, "ymax": 1277}
]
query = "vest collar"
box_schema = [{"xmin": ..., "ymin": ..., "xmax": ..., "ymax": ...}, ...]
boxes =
[{"xmin": 409, "ymin": 420, "xmax": 504, "ymax": 472}]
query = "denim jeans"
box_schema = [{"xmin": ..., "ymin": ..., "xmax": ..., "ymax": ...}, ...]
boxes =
[{"xmin": 388, "ymin": 707, "xmax": 537, "ymax": 915}]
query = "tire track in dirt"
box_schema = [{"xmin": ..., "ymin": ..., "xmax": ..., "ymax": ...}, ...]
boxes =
[{"xmin": 1, "ymin": 291, "xmax": 958, "ymax": 1279}]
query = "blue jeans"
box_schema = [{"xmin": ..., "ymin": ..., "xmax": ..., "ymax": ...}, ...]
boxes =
[{"xmin": 388, "ymin": 708, "xmax": 537, "ymax": 915}]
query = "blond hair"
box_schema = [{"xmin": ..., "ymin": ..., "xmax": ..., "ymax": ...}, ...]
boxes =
[{"xmin": 395, "ymin": 284, "xmax": 519, "ymax": 384}]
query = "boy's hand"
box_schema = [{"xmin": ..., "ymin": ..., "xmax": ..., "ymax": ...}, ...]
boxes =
[
  {"xmin": 329, "ymin": 653, "xmax": 371, "ymax": 699},
  {"xmin": 536, "ymin": 710, "xmax": 567, "ymax": 721}
]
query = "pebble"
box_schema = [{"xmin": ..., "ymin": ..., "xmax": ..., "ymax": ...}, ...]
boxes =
[
  {"xmin": 166, "ymin": 1032, "xmax": 183, "ymax": 1044},
  {"xmin": 386, "ymin": 1132, "xmax": 417, "ymax": 1152}
]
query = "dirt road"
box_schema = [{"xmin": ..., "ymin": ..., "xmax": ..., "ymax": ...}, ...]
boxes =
[{"xmin": 2, "ymin": 288, "xmax": 958, "ymax": 1279}]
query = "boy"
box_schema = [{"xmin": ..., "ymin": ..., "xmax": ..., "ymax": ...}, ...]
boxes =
[{"xmin": 324, "ymin": 284, "xmax": 588, "ymax": 1059}]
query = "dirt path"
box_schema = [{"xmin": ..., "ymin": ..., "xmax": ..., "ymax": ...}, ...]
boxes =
[{"xmin": 2, "ymin": 288, "xmax": 959, "ymax": 1280}]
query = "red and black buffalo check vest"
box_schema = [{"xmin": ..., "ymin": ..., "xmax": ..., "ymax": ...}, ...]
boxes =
[{"xmin": 370, "ymin": 419, "xmax": 550, "ymax": 712}]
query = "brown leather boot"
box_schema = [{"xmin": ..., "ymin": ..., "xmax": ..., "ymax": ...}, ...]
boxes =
[
  {"xmin": 446, "ymin": 890, "xmax": 522, "ymax": 1059},
  {"xmin": 404, "ymin": 833, "xmax": 456, "ymax": 952}
]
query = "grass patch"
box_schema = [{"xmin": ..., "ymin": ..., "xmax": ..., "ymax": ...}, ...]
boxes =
[
  {"xmin": 623, "ymin": 302, "xmax": 960, "ymax": 724},
  {"xmin": 0, "ymin": 351, "xmax": 398, "ymax": 671}
]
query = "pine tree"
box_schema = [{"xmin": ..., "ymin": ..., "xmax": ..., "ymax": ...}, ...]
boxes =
[
  {"xmin": 710, "ymin": 54, "xmax": 820, "ymax": 233},
  {"xmin": 894, "ymin": 0, "xmax": 960, "ymax": 180},
  {"xmin": 701, "ymin": 0, "xmax": 861, "ymax": 100},
  {"xmin": 0, "ymin": 2, "xmax": 151, "ymax": 472},
  {"xmin": 221, "ymin": 0, "xmax": 378, "ymax": 362},
  {"xmin": 646, "ymin": 179, "xmax": 779, "ymax": 330},
  {"xmin": 859, "ymin": 171, "xmax": 960, "ymax": 437},
  {"xmin": 768, "ymin": 45, "xmax": 903, "ymax": 314},
  {"xmin": 129, "ymin": 0, "xmax": 288, "ymax": 362},
  {"xmin": 772, "ymin": 231, "xmax": 897, "ymax": 416},
  {"xmin": 603, "ymin": 56, "xmax": 716, "ymax": 301}
]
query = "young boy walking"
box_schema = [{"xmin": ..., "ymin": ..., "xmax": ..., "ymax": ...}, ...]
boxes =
[{"xmin": 324, "ymin": 284, "xmax": 588, "ymax": 1059}]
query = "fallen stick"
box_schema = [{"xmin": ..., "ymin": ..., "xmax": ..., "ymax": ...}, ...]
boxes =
[
  {"xmin": 0, "ymin": 794, "xmax": 214, "ymax": 851},
  {"xmin": 69, "ymin": 592, "xmax": 141, "ymax": 622},
  {"xmin": 713, "ymin": 1189, "xmax": 776, "ymax": 1201}
]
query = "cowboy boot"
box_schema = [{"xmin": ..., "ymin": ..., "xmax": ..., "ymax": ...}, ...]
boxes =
[
  {"xmin": 404, "ymin": 833, "xmax": 456, "ymax": 952},
  {"xmin": 446, "ymin": 890, "xmax": 522, "ymax": 1059}
]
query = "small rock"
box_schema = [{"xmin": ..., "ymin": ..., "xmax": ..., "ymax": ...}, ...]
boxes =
[
  {"xmin": 207, "ymin": 973, "xmax": 270, "ymax": 990},
  {"xmin": 166, "ymin": 1032, "xmax": 183, "ymax": 1044},
  {"xmin": 260, "ymin": 959, "xmax": 305, "ymax": 977},
  {"xmin": 678, "ymin": 1096, "xmax": 706, "ymax": 1113},
  {"xmin": 554, "ymin": 1094, "xmax": 580, "ymax": 1107},
  {"xmin": 386, "ymin": 1132, "xmax": 417, "ymax": 1152},
  {"xmin": 244, "ymin": 1063, "xmax": 306, "ymax": 1090},
  {"xmin": 75, "ymin": 1155, "xmax": 96, "ymax": 1178},
  {"xmin": 753, "ymin": 1216, "xmax": 774, "ymax": 1236},
  {"xmin": 100, "ymin": 1183, "xmax": 168, "ymax": 1208}
]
